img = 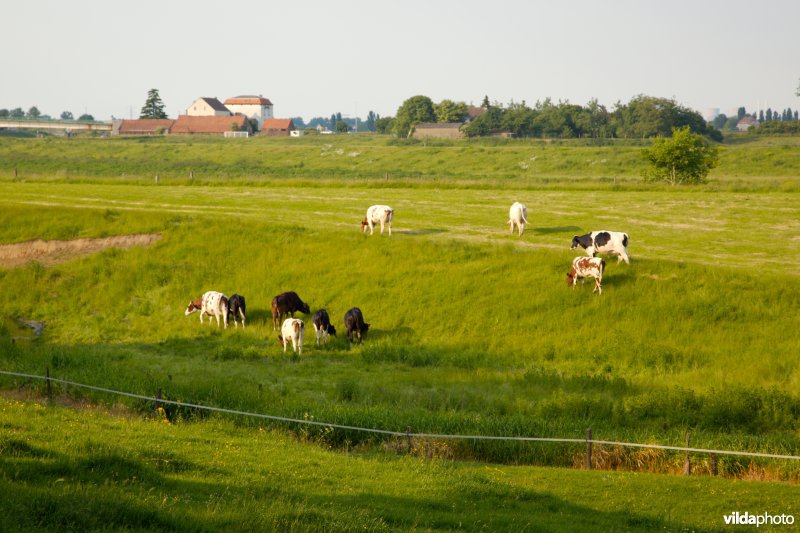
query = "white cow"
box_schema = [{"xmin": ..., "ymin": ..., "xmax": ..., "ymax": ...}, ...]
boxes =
[
  {"xmin": 278, "ymin": 318, "xmax": 305, "ymax": 354},
  {"xmin": 566, "ymin": 256, "xmax": 606, "ymax": 295},
  {"xmin": 361, "ymin": 205, "xmax": 394, "ymax": 235},
  {"xmin": 185, "ymin": 291, "xmax": 229, "ymax": 328},
  {"xmin": 507, "ymin": 202, "xmax": 528, "ymax": 236}
]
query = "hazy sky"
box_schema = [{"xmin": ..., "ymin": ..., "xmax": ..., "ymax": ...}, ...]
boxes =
[{"xmin": 2, "ymin": 0, "xmax": 798, "ymax": 121}]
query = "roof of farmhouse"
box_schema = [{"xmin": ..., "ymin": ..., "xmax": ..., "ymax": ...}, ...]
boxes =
[
  {"xmin": 171, "ymin": 115, "xmax": 249, "ymax": 134},
  {"xmin": 224, "ymin": 95, "xmax": 273, "ymax": 106},
  {"xmin": 198, "ymin": 97, "xmax": 229, "ymax": 112}
]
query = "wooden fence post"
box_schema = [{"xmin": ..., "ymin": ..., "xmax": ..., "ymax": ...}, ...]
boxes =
[
  {"xmin": 406, "ymin": 426, "xmax": 413, "ymax": 454},
  {"xmin": 155, "ymin": 388, "xmax": 162, "ymax": 416},
  {"xmin": 710, "ymin": 452, "xmax": 717, "ymax": 476},
  {"xmin": 585, "ymin": 429, "xmax": 593, "ymax": 470},
  {"xmin": 46, "ymin": 367, "xmax": 52, "ymax": 402},
  {"xmin": 684, "ymin": 432, "xmax": 691, "ymax": 476}
]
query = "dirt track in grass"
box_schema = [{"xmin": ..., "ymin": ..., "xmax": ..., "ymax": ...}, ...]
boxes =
[{"xmin": 0, "ymin": 233, "xmax": 161, "ymax": 268}]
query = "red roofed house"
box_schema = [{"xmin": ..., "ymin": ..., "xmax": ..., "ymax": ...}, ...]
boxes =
[
  {"xmin": 223, "ymin": 95, "xmax": 273, "ymax": 130},
  {"xmin": 260, "ymin": 118, "xmax": 295, "ymax": 136},
  {"xmin": 112, "ymin": 119, "xmax": 175, "ymax": 135},
  {"xmin": 170, "ymin": 115, "xmax": 252, "ymax": 136},
  {"xmin": 186, "ymin": 97, "xmax": 232, "ymax": 117}
]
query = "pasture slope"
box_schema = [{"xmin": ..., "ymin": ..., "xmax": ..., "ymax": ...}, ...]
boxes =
[{"xmin": 0, "ymin": 135, "xmax": 799, "ymax": 530}]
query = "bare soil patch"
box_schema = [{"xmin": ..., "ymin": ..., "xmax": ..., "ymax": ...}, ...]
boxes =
[{"xmin": 0, "ymin": 233, "xmax": 161, "ymax": 268}]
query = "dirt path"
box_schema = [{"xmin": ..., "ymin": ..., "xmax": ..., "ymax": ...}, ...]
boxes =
[{"xmin": 0, "ymin": 234, "xmax": 161, "ymax": 268}]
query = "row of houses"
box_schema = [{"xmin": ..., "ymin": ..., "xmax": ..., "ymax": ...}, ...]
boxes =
[{"xmin": 112, "ymin": 95, "xmax": 296, "ymax": 137}]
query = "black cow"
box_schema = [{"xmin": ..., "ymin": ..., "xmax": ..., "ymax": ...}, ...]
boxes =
[
  {"xmin": 228, "ymin": 294, "xmax": 246, "ymax": 329},
  {"xmin": 311, "ymin": 309, "xmax": 337, "ymax": 347},
  {"xmin": 344, "ymin": 307, "xmax": 370, "ymax": 344},
  {"xmin": 271, "ymin": 291, "xmax": 311, "ymax": 330}
]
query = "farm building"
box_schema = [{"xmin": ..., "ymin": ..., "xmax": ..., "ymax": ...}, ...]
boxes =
[
  {"xmin": 224, "ymin": 96, "xmax": 274, "ymax": 129},
  {"xmin": 260, "ymin": 118, "xmax": 295, "ymax": 136},
  {"xmin": 111, "ymin": 119, "xmax": 175, "ymax": 135},
  {"xmin": 170, "ymin": 115, "xmax": 252, "ymax": 135},
  {"xmin": 736, "ymin": 115, "xmax": 759, "ymax": 132},
  {"xmin": 411, "ymin": 123, "xmax": 465, "ymax": 140},
  {"xmin": 186, "ymin": 97, "xmax": 231, "ymax": 117}
]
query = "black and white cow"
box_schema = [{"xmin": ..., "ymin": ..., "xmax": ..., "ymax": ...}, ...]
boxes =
[
  {"xmin": 311, "ymin": 309, "xmax": 336, "ymax": 347},
  {"xmin": 271, "ymin": 291, "xmax": 311, "ymax": 330},
  {"xmin": 344, "ymin": 307, "xmax": 370, "ymax": 344},
  {"xmin": 566, "ymin": 256, "xmax": 606, "ymax": 295},
  {"xmin": 228, "ymin": 294, "xmax": 246, "ymax": 329},
  {"xmin": 570, "ymin": 231, "xmax": 630, "ymax": 264},
  {"xmin": 185, "ymin": 291, "xmax": 229, "ymax": 328}
]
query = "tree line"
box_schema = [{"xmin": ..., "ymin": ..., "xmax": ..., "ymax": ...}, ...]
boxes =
[
  {"xmin": 383, "ymin": 94, "xmax": 725, "ymax": 140},
  {"xmin": 0, "ymin": 106, "xmax": 94, "ymax": 121}
]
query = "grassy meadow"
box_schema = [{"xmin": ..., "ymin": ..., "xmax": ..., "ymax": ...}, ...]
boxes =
[{"xmin": 0, "ymin": 134, "xmax": 799, "ymax": 529}]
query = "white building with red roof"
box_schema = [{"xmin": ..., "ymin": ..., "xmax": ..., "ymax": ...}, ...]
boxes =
[{"xmin": 223, "ymin": 95, "xmax": 274, "ymax": 129}]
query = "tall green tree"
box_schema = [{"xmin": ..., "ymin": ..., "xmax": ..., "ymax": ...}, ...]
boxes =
[
  {"xmin": 9, "ymin": 107, "xmax": 24, "ymax": 118},
  {"xmin": 60, "ymin": 111, "xmax": 74, "ymax": 120},
  {"xmin": 434, "ymin": 99, "xmax": 468, "ymax": 123},
  {"xmin": 27, "ymin": 106, "xmax": 41, "ymax": 118},
  {"xmin": 139, "ymin": 88, "xmax": 167, "ymax": 119},
  {"xmin": 393, "ymin": 95, "xmax": 435, "ymax": 137},
  {"xmin": 641, "ymin": 126, "xmax": 720, "ymax": 186}
]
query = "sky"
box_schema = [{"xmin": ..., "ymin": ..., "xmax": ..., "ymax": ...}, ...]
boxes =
[{"xmin": 2, "ymin": 0, "xmax": 799, "ymax": 122}]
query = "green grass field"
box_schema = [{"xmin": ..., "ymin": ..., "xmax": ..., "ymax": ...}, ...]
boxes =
[{"xmin": 0, "ymin": 135, "xmax": 798, "ymax": 529}]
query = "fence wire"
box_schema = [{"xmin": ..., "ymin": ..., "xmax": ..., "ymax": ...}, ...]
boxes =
[{"xmin": 2, "ymin": 369, "xmax": 799, "ymax": 461}]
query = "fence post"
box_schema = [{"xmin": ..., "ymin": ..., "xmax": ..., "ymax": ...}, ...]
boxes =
[
  {"xmin": 585, "ymin": 429, "xmax": 593, "ymax": 470},
  {"xmin": 46, "ymin": 367, "xmax": 52, "ymax": 402},
  {"xmin": 684, "ymin": 432, "xmax": 691, "ymax": 476},
  {"xmin": 710, "ymin": 452, "xmax": 717, "ymax": 476},
  {"xmin": 155, "ymin": 388, "xmax": 162, "ymax": 416},
  {"xmin": 406, "ymin": 426, "xmax": 413, "ymax": 454}
]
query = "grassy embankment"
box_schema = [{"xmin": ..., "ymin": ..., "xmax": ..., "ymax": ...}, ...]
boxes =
[{"xmin": 2, "ymin": 396, "xmax": 798, "ymax": 532}]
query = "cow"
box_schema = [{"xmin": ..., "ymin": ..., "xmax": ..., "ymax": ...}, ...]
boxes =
[
  {"xmin": 566, "ymin": 256, "xmax": 606, "ymax": 295},
  {"xmin": 344, "ymin": 307, "xmax": 370, "ymax": 344},
  {"xmin": 361, "ymin": 205, "xmax": 394, "ymax": 236},
  {"xmin": 185, "ymin": 291, "xmax": 229, "ymax": 328},
  {"xmin": 277, "ymin": 318, "xmax": 305, "ymax": 354},
  {"xmin": 227, "ymin": 294, "xmax": 246, "ymax": 329},
  {"xmin": 271, "ymin": 291, "xmax": 311, "ymax": 330},
  {"xmin": 507, "ymin": 201, "xmax": 529, "ymax": 236},
  {"xmin": 312, "ymin": 309, "xmax": 337, "ymax": 347},
  {"xmin": 570, "ymin": 231, "xmax": 630, "ymax": 264}
]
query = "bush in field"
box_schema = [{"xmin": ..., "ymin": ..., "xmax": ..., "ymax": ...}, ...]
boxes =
[{"xmin": 641, "ymin": 126, "xmax": 720, "ymax": 185}]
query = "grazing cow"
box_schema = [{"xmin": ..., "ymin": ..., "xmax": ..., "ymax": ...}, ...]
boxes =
[
  {"xmin": 278, "ymin": 318, "xmax": 305, "ymax": 354},
  {"xmin": 312, "ymin": 309, "xmax": 337, "ymax": 347},
  {"xmin": 271, "ymin": 291, "xmax": 311, "ymax": 330},
  {"xmin": 228, "ymin": 294, "xmax": 246, "ymax": 329},
  {"xmin": 344, "ymin": 307, "xmax": 370, "ymax": 344},
  {"xmin": 566, "ymin": 256, "xmax": 606, "ymax": 295},
  {"xmin": 507, "ymin": 201, "xmax": 529, "ymax": 236},
  {"xmin": 570, "ymin": 231, "xmax": 630, "ymax": 264},
  {"xmin": 185, "ymin": 291, "xmax": 229, "ymax": 328},
  {"xmin": 361, "ymin": 205, "xmax": 394, "ymax": 236}
]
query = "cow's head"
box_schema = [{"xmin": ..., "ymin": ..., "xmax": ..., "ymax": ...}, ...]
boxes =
[
  {"xmin": 566, "ymin": 269, "xmax": 576, "ymax": 287},
  {"xmin": 361, "ymin": 218, "xmax": 369, "ymax": 232},
  {"xmin": 570, "ymin": 236, "xmax": 581, "ymax": 250},
  {"xmin": 327, "ymin": 325, "xmax": 337, "ymax": 336},
  {"xmin": 185, "ymin": 300, "xmax": 201, "ymax": 315},
  {"xmin": 300, "ymin": 302, "xmax": 311, "ymax": 314}
]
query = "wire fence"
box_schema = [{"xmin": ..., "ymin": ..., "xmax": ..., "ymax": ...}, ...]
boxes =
[{"xmin": 2, "ymin": 369, "xmax": 800, "ymax": 467}]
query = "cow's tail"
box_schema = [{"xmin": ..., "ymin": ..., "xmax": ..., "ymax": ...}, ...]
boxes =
[
  {"xmin": 600, "ymin": 259, "xmax": 606, "ymax": 274},
  {"xmin": 622, "ymin": 233, "xmax": 629, "ymax": 247}
]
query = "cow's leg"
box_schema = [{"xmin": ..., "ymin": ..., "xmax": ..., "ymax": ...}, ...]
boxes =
[
  {"xmin": 518, "ymin": 222, "xmax": 524, "ymax": 237},
  {"xmin": 369, "ymin": 221, "xmax": 375, "ymax": 235},
  {"xmin": 387, "ymin": 221, "xmax": 392, "ymax": 235}
]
